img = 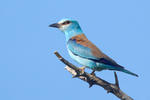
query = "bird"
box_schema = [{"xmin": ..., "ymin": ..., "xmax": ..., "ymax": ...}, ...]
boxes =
[{"xmin": 49, "ymin": 18, "xmax": 138, "ymax": 77}]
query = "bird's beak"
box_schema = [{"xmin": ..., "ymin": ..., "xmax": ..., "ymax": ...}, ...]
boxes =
[{"xmin": 49, "ymin": 23, "xmax": 60, "ymax": 28}]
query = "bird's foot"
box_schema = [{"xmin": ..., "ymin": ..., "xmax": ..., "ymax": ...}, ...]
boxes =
[
  {"xmin": 72, "ymin": 66, "xmax": 85, "ymax": 78},
  {"xmin": 90, "ymin": 70, "xmax": 96, "ymax": 76},
  {"xmin": 79, "ymin": 66, "xmax": 85, "ymax": 75}
]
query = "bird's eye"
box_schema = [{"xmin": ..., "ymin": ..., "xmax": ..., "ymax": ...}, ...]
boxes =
[{"xmin": 62, "ymin": 21, "xmax": 70, "ymax": 25}]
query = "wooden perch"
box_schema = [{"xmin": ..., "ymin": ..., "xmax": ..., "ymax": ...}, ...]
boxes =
[{"xmin": 54, "ymin": 51, "xmax": 133, "ymax": 100}]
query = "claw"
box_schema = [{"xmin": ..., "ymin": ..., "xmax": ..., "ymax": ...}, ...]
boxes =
[
  {"xmin": 79, "ymin": 66, "xmax": 85, "ymax": 75},
  {"xmin": 72, "ymin": 66, "xmax": 86, "ymax": 78}
]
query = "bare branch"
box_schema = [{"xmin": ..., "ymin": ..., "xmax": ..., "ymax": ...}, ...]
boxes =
[
  {"xmin": 54, "ymin": 51, "xmax": 133, "ymax": 100},
  {"xmin": 114, "ymin": 72, "xmax": 120, "ymax": 88}
]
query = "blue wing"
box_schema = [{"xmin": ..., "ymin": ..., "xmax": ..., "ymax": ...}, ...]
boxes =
[
  {"xmin": 67, "ymin": 38, "xmax": 124, "ymax": 68},
  {"xmin": 67, "ymin": 39, "xmax": 99, "ymax": 60}
]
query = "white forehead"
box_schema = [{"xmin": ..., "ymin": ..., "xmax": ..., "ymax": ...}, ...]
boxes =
[{"xmin": 58, "ymin": 18, "xmax": 72, "ymax": 24}]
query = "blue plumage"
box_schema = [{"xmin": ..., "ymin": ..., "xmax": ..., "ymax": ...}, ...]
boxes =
[
  {"xmin": 67, "ymin": 39, "xmax": 98, "ymax": 60},
  {"xmin": 49, "ymin": 18, "xmax": 138, "ymax": 77}
]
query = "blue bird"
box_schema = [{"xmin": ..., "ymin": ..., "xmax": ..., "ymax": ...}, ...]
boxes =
[{"xmin": 49, "ymin": 18, "xmax": 138, "ymax": 77}]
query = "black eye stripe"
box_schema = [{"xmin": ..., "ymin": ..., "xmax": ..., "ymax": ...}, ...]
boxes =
[{"xmin": 62, "ymin": 21, "xmax": 70, "ymax": 25}]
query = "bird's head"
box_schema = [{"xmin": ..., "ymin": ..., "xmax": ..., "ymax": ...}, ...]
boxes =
[{"xmin": 49, "ymin": 18, "xmax": 83, "ymax": 41}]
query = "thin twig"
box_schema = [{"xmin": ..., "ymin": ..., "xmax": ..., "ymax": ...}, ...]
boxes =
[
  {"xmin": 54, "ymin": 51, "xmax": 133, "ymax": 100},
  {"xmin": 114, "ymin": 72, "xmax": 120, "ymax": 88}
]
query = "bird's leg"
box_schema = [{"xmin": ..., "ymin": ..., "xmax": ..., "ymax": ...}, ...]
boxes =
[
  {"xmin": 79, "ymin": 66, "xmax": 86, "ymax": 75},
  {"xmin": 90, "ymin": 70, "xmax": 96, "ymax": 76}
]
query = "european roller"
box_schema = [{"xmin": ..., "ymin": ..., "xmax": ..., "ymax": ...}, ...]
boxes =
[{"xmin": 49, "ymin": 18, "xmax": 138, "ymax": 77}]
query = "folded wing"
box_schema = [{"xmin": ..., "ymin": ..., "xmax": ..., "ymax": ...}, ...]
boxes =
[{"xmin": 67, "ymin": 34, "xmax": 124, "ymax": 68}]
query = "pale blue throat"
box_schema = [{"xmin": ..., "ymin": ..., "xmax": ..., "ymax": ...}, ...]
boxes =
[{"xmin": 63, "ymin": 25, "xmax": 83, "ymax": 41}]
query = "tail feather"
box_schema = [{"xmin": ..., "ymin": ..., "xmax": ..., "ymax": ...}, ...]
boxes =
[
  {"xmin": 114, "ymin": 65, "xmax": 138, "ymax": 77},
  {"xmin": 121, "ymin": 68, "xmax": 139, "ymax": 77},
  {"xmin": 108, "ymin": 65, "xmax": 138, "ymax": 77},
  {"xmin": 96, "ymin": 63, "xmax": 138, "ymax": 77}
]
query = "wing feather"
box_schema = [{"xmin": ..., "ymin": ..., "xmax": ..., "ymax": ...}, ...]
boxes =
[{"xmin": 67, "ymin": 34, "xmax": 124, "ymax": 68}]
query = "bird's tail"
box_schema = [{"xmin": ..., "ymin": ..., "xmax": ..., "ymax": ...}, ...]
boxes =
[
  {"xmin": 120, "ymin": 68, "xmax": 138, "ymax": 77},
  {"xmin": 113, "ymin": 66, "xmax": 139, "ymax": 77},
  {"xmin": 107, "ymin": 64, "xmax": 138, "ymax": 77},
  {"xmin": 97, "ymin": 63, "xmax": 138, "ymax": 77}
]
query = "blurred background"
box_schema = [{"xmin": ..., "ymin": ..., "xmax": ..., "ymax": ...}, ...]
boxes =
[{"xmin": 0, "ymin": 0, "xmax": 150, "ymax": 100}]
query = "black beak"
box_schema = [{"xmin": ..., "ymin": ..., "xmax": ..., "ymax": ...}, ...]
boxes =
[{"xmin": 49, "ymin": 23, "xmax": 60, "ymax": 28}]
